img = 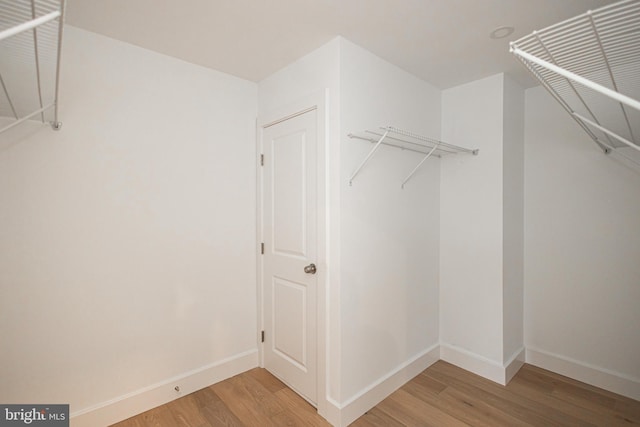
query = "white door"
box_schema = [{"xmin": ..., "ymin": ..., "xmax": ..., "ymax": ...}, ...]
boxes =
[{"xmin": 262, "ymin": 108, "xmax": 317, "ymax": 405}]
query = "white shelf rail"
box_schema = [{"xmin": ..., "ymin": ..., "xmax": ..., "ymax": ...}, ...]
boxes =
[
  {"xmin": 510, "ymin": 0, "xmax": 640, "ymax": 167},
  {"xmin": 0, "ymin": 0, "xmax": 66, "ymax": 135},
  {"xmin": 348, "ymin": 126, "xmax": 478, "ymax": 188}
]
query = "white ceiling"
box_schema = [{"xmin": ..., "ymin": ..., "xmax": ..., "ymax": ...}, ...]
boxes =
[{"xmin": 66, "ymin": 0, "xmax": 617, "ymax": 89}]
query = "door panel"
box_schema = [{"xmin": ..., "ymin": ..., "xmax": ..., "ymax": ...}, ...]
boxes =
[
  {"xmin": 272, "ymin": 131, "xmax": 307, "ymax": 257},
  {"xmin": 263, "ymin": 108, "xmax": 317, "ymax": 404},
  {"xmin": 273, "ymin": 277, "xmax": 307, "ymax": 368}
]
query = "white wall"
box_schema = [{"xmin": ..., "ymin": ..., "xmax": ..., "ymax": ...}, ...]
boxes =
[
  {"xmin": 0, "ymin": 26, "xmax": 258, "ymax": 424},
  {"xmin": 258, "ymin": 39, "xmax": 340, "ymax": 119},
  {"xmin": 440, "ymin": 74, "xmax": 505, "ymax": 370},
  {"xmin": 502, "ymin": 75, "xmax": 525, "ymax": 364},
  {"xmin": 339, "ymin": 39, "xmax": 441, "ymax": 403},
  {"xmin": 524, "ymin": 86, "xmax": 640, "ymax": 399},
  {"xmin": 440, "ymin": 73, "xmax": 525, "ymax": 383}
]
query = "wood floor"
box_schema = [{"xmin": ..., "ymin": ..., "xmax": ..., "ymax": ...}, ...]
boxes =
[{"xmin": 112, "ymin": 361, "xmax": 640, "ymax": 426}]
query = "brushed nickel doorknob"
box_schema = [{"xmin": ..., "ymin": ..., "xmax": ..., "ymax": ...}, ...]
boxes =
[{"xmin": 304, "ymin": 263, "xmax": 317, "ymax": 274}]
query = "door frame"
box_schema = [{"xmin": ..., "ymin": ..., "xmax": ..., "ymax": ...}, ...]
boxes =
[{"xmin": 256, "ymin": 90, "xmax": 329, "ymax": 417}]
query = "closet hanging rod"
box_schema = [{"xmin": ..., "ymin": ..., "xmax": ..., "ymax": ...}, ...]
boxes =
[
  {"xmin": 382, "ymin": 126, "xmax": 478, "ymax": 154},
  {"xmin": 363, "ymin": 130, "xmax": 461, "ymax": 155},
  {"xmin": 348, "ymin": 134, "xmax": 445, "ymax": 157},
  {"xmin": 0, "ymin": 10, "xmax": 60, "ymax": 41},
  {"xmin": 511, "ymin": 46, "xmax": 640, "ymax": 112}
]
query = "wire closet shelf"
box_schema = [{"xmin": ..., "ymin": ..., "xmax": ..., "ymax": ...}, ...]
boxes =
[
  {"xmin": 348, "ymin": 126, "xmax": 478, "ymax": 188},
  {"xmin": 0, "ymin": 0, "xmax": 66, "ymax": 135},
  {"xmin": 510, "ymin": 0, "xmax": 640, "ymax": 167}
]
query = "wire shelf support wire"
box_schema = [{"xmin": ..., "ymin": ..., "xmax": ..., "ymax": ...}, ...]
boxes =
[
  {"xmin": 348, "ymin": 126, "xmax": 478, "ymax": 188},
  {"xmin": 510, "ymin": 0, "xmax": 640, "ymax": 167},
  {"xmin": 0, "ymin": 0, "xmax": 66, "ymax": 135}
]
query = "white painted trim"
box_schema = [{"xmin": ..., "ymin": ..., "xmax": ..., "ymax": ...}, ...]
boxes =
[
  {"xmin": 256, "ymin": 89, "xmax": 330, "ymax": 422},
  {"xmin": 70, "ymin": 350, "xmax": 258, "ymax": 427},
  {"xmin": 315, "ymin": 89, "xmax": 330, "ymax": 422},
  {"xmin": 256, "ymin": 115, "xmax": 264, "ymax": 371},
  {"xmin": 255, "ymin": 115, "xmax": 265, "ymax": 367},
  {"xmin": 526, "ymin": 347, "xmax": 640, "ymax": 401},
  {"xmin": 440, "ymin": 343, "xmax": 507, "ymax": 384},
  {"xmin": 323, "ymin": 398, "xmax": 342, "ymax": 427},
  {"xmin": 336, "ymin": 344, "xmax": 440, "ymax": 427},
  {"xmin": 504, "ymin": 347, "xmax": 526, "ymax": 383},
  {"xmin": 257, "ymin": 91, "xmax": 326, "ymax": 129}
]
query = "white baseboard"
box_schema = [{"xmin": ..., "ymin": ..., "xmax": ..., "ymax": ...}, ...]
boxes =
[
  {"xmin": 440, "ymin": 343, "xmax": 507, "ymax": 384},
  {"xmin": 336, "ymin": 344, "xmax": 440, "ymax": 427},
  {"xmin": 505, "ymin": 347, "xmax": 526, "ymax": 383},
  {"xmin": 439, "ymin": 344, "xmax": 525, "ymax": 385},
  {"xmin": 525, "ymin": 347, "xmax": 640, "ymax": 401},
  {"xmin": 70, "ymin": 349, "xmax": 259, "ymax": 427},
  {"xmin": 321, "ymin": 397, "xmax": 342, "ymax": 427}
]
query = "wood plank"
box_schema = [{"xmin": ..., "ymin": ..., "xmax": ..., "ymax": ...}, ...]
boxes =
[
  {"xmin": 424, "ymin": 361, "xmax": 591, "ymax": 426},
  {"xmin": 350, "ymin": 407, "xmax": 406, "ymax": 427},
  {"xmin": 246, "ymin": 367, "xmax": 287, "ymax": 394},
  {"xmin": 522, "ymin": 365, "xmax": 617, "ymax": 409},
  {"xmin": 377, "ymin": 388, "xmax": 470, "ymax": 427},
  {"xmin": 228, "ymin": 371, "xmax": 287, "ymax": 417},
  {"xmin": 210, "ymin": 373, "xmax": 281, "ymax": 426},
  {"xmin": 139, "ymin": 404, "xmax": 179, "ymax": 427},
  {"xmin": 507, "ymin": 372, "xmax": 631, "ymax": 426},
  {"xmin": 510, "ymin": 365, "xmax": 556, "ymax": 394},
  {"xmin": 436, "ymin": 386, "xmax": 534, "ymax": 427},
  {"xmin": 615, "ymin": 399, "xmax": 640, "ymax": 424},
  {"xmin": 270, "ymin": 409, "xmax": 313, "ymax": 426},
  {"xmin": 398, "ymin": 367, "xmax": 532, "ymax": 427},
  {"xmin": 525, "ymin": 364, "xmax": 629, "ymax": 402},
  {"xmin": 166, "ymin": 394, "xmax": 209, "ymax": 427},
  {"xmin": 110, "ymin": 416, "xmax": 147, "ymax": 427},
  {"xmin": 400, "ymin": 380, "xmax": 443, "ymax": 407},
  {"xmin": 274, "ymin": 387, "xmax": 331, "ymax": 426},
  {"xmin": 199, "ymin": 400, "xmax": 244, "ymax": 427},
  {"xmin": 552, "ymin": 387, "xmax": 640, "ymax": 425},
  {"xmin": 517, "ymin": 365, "xmax": 640, "ymax": 424},
  {"xmin": 191, "ymin": 386, "xmax": 222, "ymax": 409},
  {"xmin": 405, "ymin": 370, "xmax": 448, "ymax": 396}
]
